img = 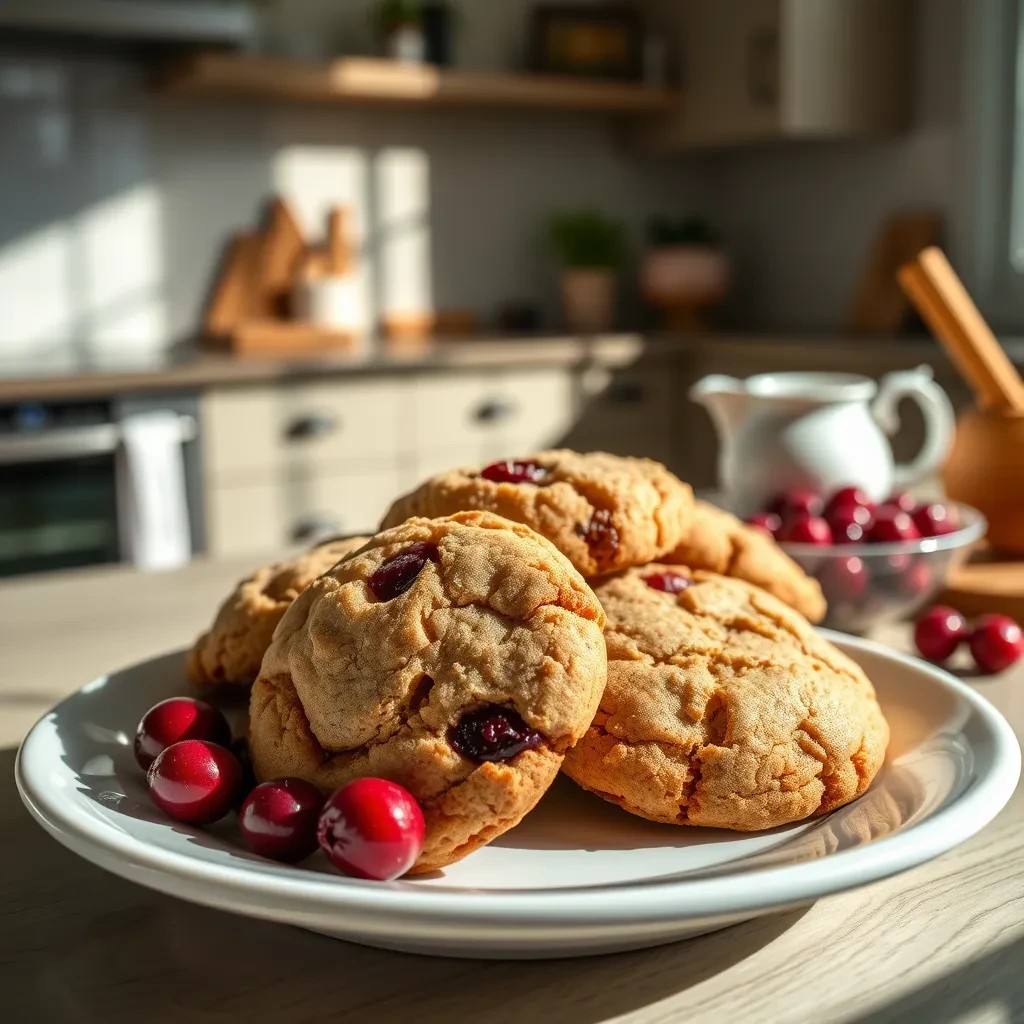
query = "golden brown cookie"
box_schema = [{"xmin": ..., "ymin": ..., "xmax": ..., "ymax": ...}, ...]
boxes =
[
  {"xmin": 380, "ymin": 449, "xmax": 693, "ymax": 577},
  {"xmin": 664, "ymin": 500, "xmax": 827, "ymax": 623},
  {"xmin": 248, "ymin": 511, "xmax": 607, "ymax": 874},
  {"xmin": 562, "ymin": 565, "xmax": 888, "ymax": 831},
  {"xmin": 187, "ymin": 536, "xmax": 369, "ymax": 688}
]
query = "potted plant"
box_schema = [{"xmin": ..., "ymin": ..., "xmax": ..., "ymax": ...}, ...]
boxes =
[
  {"xmin": 373, "ymin": 0, "xmax": 426, "ymax": 63},
  {"xmin": 640, "ymin": 216, "xmax": 729, "ymax": 331},
  {"xmin": 549, "ymin": 209, "xmax": 626, "ymax": 333}
]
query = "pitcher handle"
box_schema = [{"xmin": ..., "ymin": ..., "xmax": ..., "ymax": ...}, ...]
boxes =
[{"xmin": 871, "ymin": 365, "xmax": 955, "ymax": 490}]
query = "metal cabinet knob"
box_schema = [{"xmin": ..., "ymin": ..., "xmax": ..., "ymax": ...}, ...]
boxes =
[
  {"xmin": 474, "ymin": 398, "xmax": 516, "ymax": 424},
  {"xmin": 285, "ymin": 413, "xmax": 338, "ymax": 441},
  {"xmin": 291, "ymin": 516, "xmax": 343, "ymax": 544}
]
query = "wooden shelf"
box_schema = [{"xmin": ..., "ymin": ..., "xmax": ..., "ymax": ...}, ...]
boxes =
[{"xmin": 158, "ymin": 53, "xmax": 680, "ymax": 115}]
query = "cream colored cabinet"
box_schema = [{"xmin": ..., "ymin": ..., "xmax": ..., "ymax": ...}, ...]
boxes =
[{"xmin": 633, "ymin": 0, "xmax": 912, "ymax": 150}]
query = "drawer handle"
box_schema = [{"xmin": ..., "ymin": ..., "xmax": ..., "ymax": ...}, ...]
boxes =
[
  {"xmin": 286, "ymin": 413, "xmax": 338, "ymax": 441},
  {"xmin": 291, "ymin": 516, "xmax": 343, "ymax": 544},
  {"xmin": 474, "ymin": 398, "xmax": 516, "ymax": 424},
  {"xmin": 605, "ymin": 381, "xmax": 647, "ymax": 404}
]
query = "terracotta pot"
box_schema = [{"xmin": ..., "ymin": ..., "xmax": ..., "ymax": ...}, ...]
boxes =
[
  {"xmin": 641, "ymin": 245, "xmax": 729, "ymax": 305},
  {"xmin": 942, "ymin": 407, "xmax": 1024, "ymax": 554},
  {"xmin": 561, "ymin": 268, "xmax": 616, "ymax": 333}
]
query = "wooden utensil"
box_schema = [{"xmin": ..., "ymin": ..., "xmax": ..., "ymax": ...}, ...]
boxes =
[
  {"xmin": 897, "ymin": 246, "xmax": 1024, "ymax": 412},
  {"xmin": 204, "ymin": 230, "xmax": 261, "ymax": 339},
  {"xmin": 327, "ymin": 206, "xmax": 351, "ymax": 275},
  {"xmin": 256, "ymin": 198, "xmax": 306, "ymax": 317}
]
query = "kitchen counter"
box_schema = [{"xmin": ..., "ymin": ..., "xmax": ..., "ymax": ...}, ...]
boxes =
[
  {"xmin": 2, "ymin": 560, "xmax": 1023, "ymax": 1023},
  {"xmin": 0, "ymin": 330, "xmax": 1013, "ymax": 403}
]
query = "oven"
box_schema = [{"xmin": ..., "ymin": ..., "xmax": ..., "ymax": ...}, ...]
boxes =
[{"xmin": 0, "ymin": 395, "xmax": 203, "ymax": 579}]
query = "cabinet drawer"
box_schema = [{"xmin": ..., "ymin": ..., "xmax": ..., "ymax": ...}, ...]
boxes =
[
  {"xmin": 203, "ymin": 379, "xmax": 407, "ymax": 479},
  {"xmin": 491, "ymin": 368, "xmax": 575, "ymax": 459},
  {"xmin": 567, "ymin": 366, "xmax": 677, "ymax": 466},
  {"xmin": 206, "ymin": 464, "xmax": 402, "ymax": 557}
]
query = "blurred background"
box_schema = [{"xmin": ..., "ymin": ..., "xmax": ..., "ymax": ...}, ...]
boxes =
[{"xmin": 0, "ymin": 0, "xmax": 1015, "ymax": 579}]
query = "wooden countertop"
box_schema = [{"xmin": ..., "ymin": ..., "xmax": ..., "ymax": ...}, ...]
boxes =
[
  {"xmin": 2, "ymin": 331, "xmax": 1016, "ymax": 403},
  {"xmin": 2, "ymin": 560, "xmax": 1023, "ymax": 1023}
]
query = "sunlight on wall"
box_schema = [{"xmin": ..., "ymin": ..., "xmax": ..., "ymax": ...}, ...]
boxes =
[
  {"xmin": 0, "ymin": 183, "xmax": 167, "ymax": 363},
  {"xmin": 273, "ymin": 144, "xmax": 373, "ymax": 333},
  {"xmin": 375, "ymin": 147, "xmax": 433, "ymax": 318}
]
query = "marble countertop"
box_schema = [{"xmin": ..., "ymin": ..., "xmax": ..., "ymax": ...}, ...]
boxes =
[{"xmin": 1, "ymin": 558, "xmax": 1022, "ymax": 1022}]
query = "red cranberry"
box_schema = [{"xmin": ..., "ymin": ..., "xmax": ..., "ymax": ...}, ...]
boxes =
[
  {"xmin": 826, "ymin": 503, "xmax": 872, "ymax": 544},
  {"xmin": 575, "ymin": 509, "xmax": 620, "ymax": 568},
  {"xmin": 914, "ymin": 606, "xmax": 969, "ymax": 662},
  {"xmin": 480, "ymin": 460, "xmax": 548, "ymax": 485},
  {"xmin": 317, "ymin": 778, "xmax": 425, "ymax": 881},
  {"xmin": 868, "ymin": 507, "xmax": 922, "ymax": 544},
  {"xmin": 368, "ymin": 542, "xmax": 438, "ymax": 601},
  {"xmin": 886, "ymin": 491, "xmax": 918, "ymax": 513},
  {"xmin": 643, "ymin": 571, "xmax": 693, "ymax": 594},
  {"xmin": 767, "ymin": 489, "xmax": 824, "ymax": 519},
  {"xmin": 912, "ymin": 502, "xmax": 960, "ymax": 538},
  {"xmin": 240, "ymin": 778, "xmax": 324, "ymax": 863},
  {"xmin": 450, "ymin": 705, "xmax": 542, "ymax": 763},
  {"xmin": 777, "ymin": 515, "xmax": 833, "ymax": 545},
  {"xmin": 147, "ymin": 739, "xmax": 242, "ymax": 824},
  {"xmin": 899, "ymin": 561, "xmax": 934, "ymax": 597},
  {"xmin": 745, "ymin": 512, "xmax": 782, "ymax": 537},
  {"xmin": 825, "ymin": 486, "xmax": 873, "ymax": 516},
  {"xmin": 134, "ymin": 697, "xmax": 231, "ymax": 771},
  {"xmin": 820, "ymin": 556, "xmax": 869, "ymax": 603},
  {"xmin": 969, "ymin": 615, "xmax": 1024, "ymax": 674}
]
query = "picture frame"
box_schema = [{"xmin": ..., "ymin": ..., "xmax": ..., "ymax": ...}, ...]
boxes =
[{"xmin": 528, "ymin": 4, "xmax": 642, "ymax": 81}]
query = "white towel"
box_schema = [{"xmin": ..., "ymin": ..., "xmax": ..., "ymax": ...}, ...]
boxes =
[{"xmin": 116, "ymin": 411, "xmax": 192, "ymax": 571}]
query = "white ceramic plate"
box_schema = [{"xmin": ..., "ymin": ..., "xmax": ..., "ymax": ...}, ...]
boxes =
[{"xmin": 15, "ymin": 632, "xmax": 1020, "ymax": 959}]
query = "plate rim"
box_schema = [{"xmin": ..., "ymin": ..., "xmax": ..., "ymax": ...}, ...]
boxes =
[{"xmin": 15, "ymin": 631, "xmax": 1022, "ymax": 928}]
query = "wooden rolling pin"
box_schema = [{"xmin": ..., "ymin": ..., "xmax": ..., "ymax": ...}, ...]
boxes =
[{"xmin": 898, "ymin": 246, "xmax": 1024, "ymax": 412}]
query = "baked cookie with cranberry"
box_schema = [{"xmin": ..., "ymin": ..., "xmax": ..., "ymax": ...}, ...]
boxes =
[
  {"xmin": 248, "ymin": 510, "xmax": 607, "ymax": 874},
  {"xmin": 380, "ymin": 450, "xmax": 693, "ymax": 577},
  {"xmin": 186, "ymin": 535, "xmax": 369, "ymax": 688},
  {"xmin": 664, "ymin": 500, "xmax": 826, "ymax": 622},
  {"xmin": 562, "ymin": 565, "xmax": 887, "ymax": 831}
]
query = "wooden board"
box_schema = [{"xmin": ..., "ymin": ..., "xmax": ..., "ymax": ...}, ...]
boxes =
[
  {"xmin": 158, "ymin": 53, "xmax": 680, "ymax": 114},
  {"xmin": 203, "ymin": 230, "xmax": 261, "ymax": 339},
  {"xmin": 256, "ymin": 198, "xmax": 306, "ymax": 318},
  {"xmin": 847, "ymin": 211, "xmax": 943, "ymax": 334},
  {"xmin": 228, "ymin": 319, "xmax": 355, "ymax": 356},
  {"xmin": 941, "ymin": 543, "xmax": 1024, "ymax": 620}
]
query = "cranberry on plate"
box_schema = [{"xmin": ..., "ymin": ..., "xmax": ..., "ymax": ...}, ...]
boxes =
[
  {"xmin": 745, "ymin": 512, "xmax": 782, "ymax": 537},
  {"xmin": 777, "ymin": 515, "xmax": 833, "ymax": 545},
  {"xmin": 914, "ymin": 606, "xmax": 969, "ymax": 662},
  {"xmin": 240, "ymin": 778, "xmax": 325, "ymax": 863},
  {"xmin": 147, "ymin": 739, "xmax": 242, "ymax": 825},
  {"xmin": 868, "ymin": 507, "xmax": 922, "ymax": 544},
  {"xmin": 969, "ymin": 615, "xmax": 1024, "ymax": 674},
  {"xmin": 317, "ymin": 778, "xmax": 425, "ymax": 881},
  {"xmin": 767, "ymin": 489, "xmax": 824, "ymax": 520},
  {"xmin": 134, "ymin": 696, "xmax": 231, "ymax": 771},
  {"xmin": 912, "ymin": 502, "xmax": 960, "ymax": 538}
]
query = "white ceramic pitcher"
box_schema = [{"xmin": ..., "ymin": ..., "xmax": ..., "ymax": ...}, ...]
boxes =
[{"xmin": 691, "ymin": 367, "xmax": 955, "ymax": 516}]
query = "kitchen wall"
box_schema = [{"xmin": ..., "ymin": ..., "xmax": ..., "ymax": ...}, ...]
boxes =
[
  {"xmin": 702, "ymin": 0, "xmax": 965, "ymax": 330},
  {"xmin": 0, "ymin": 0, "xmax": 708, "ymax": 367}
]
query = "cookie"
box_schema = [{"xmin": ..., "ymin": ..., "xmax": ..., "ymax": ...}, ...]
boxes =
[
  {"xmin": 248, "ymin": 511, "xmax": 607, "ymax": 874},
  {"xmin": 562, "ymin": 565, "xmax": 888, "ymax": 831},
  {"xmin": 187, "ymin": 536, "xmax": 369, "ymax": 688},
  {"xmin": 664, "ymin": 500, "xmax": 826, "ymax": 622},
  {"xmin": 381, "ymin": 450, "xmax": 694, "ymax": 577}
]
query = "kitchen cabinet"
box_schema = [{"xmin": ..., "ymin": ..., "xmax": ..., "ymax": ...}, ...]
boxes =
[{"xmin": 633, "ymin": 0, "xmax": 912, "ymax": 150}]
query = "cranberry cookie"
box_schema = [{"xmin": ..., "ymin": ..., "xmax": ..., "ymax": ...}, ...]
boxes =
[
  {"xmin": 665, "ymin": 500, "xmax": 826, "ymax": 622},
  {"xmin": 380, "ymin": 450, "xmax": 693, "ymax": 577},
  {"xmin": 562, "ymin": 565, "xmax": 888, "ymax": 831},
  {"xmin": 248, "ymin": 511, "xmax": 607, "ymax": 874},
  {"xmin": 187, "ymin": 536, "xmax": 369, "ymax": 688}
]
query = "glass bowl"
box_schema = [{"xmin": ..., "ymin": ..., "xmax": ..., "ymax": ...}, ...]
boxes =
[{"xmin": 779, "ymin": 503, "xmax": 987, "ymax": 634}]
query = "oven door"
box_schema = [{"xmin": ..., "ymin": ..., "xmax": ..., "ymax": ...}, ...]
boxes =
[{"xmin": 0, "ymin": 425, "xmax": 121, "ymax": 577}]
